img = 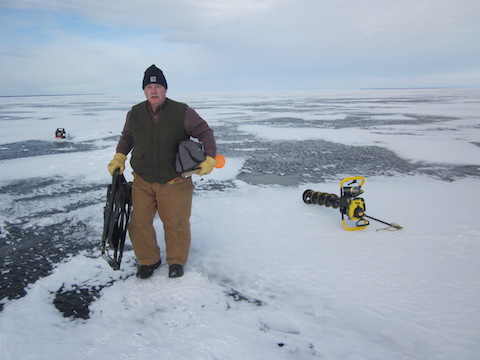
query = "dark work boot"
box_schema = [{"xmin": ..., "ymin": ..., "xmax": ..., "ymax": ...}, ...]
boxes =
[
  {"xmin": 136, "ymin": 260, "xmax": 162, "ymax": 279},
  {"xmin": 168, "ymin": 264, "xmax": 184, "ymax": 278}
]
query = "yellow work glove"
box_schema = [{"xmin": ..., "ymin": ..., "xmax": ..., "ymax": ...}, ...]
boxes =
[
  {"xmin": 108, "ymin": 153, "xmax": 127, "ymax": 175},
  {"xmin": 196, "ymin": 156, "xmax": 217, "ymax": 175}
]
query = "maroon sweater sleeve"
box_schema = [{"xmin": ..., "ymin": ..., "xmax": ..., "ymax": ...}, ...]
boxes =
[
  {"xmin": 115, "ymin": 111, "xmax": 133, "ymax": 155},
  {"xmin": 184, "ymin": 107, "xmax": 217, "ymax": 158}
]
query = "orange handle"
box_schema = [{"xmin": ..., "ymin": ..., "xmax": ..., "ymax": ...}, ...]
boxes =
[{"xmin": 214, "ymin": 154, "xmax": 226, "ymax": 168}]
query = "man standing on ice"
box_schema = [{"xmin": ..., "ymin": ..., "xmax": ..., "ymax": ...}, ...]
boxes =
[{"xmin": 108, "ymin": 65, "xmax": 217, "ymax": 279}]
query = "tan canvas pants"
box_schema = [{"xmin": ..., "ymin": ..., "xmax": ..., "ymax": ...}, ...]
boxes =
[{"xmin": 128, "ymin": 173, "xmax": 194, "ymax": 266}]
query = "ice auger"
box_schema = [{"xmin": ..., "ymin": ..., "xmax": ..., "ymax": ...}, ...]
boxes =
[
  {"xmin": 101, "ymin": 169, "xmax": 132, "ymax": 270},
  {"xmin": 302, "ymin": 176, "xmax": 402, "ymax": 231}
]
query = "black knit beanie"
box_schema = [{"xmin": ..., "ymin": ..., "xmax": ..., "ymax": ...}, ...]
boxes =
[{"xmin": 142, "ymin": 65, "xmax": 168, "ymax": 89}]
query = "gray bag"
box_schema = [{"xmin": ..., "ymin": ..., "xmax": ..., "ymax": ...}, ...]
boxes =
[{"xmin": 175, "ymin": 140, "xmax": 206, "ymax": 173}]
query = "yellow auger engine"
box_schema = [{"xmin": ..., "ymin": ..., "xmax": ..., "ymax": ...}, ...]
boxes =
[{"xmin": 302, "ymin": 176, "xmax": 402, "ymax": 231}]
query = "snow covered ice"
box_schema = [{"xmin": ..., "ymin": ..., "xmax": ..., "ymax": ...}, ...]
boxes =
[{"xmin": 0, "ymin": 89, "xmax": 480, "ymax": 359}]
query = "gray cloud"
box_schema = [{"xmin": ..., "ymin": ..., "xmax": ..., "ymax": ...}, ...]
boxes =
[{"xmin": 1, "ymin": 0, "xmax": 479, "ymax": 95}]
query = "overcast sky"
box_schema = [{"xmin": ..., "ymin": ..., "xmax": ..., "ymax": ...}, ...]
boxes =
[{"xmin": 1, "ymin": 0, "xmax": 479, "ymax": 96}]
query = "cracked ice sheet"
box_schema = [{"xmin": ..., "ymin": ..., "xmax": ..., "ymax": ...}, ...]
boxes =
[{"xmin": 237, "ymin": 124, "xmax": 480, "ymax": 165}]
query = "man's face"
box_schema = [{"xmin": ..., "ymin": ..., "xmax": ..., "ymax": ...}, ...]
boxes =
[{"xmin": 144, "ymin": 84, "xmax": 167, "ymax": 109}]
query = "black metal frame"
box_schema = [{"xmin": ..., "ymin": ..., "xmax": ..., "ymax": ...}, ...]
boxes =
[{"xmin": 101, "ymin": 169, "xmax": 132, "ymax": 270}]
